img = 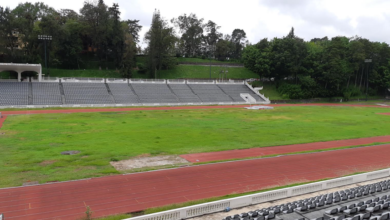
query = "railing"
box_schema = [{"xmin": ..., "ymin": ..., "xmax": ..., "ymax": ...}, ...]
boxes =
[
  {"xmin": 216, "ymin": 80, "xmax": 245, "ymax": 85},
  {"xmin": 40, "ymin": 77, "xmax": 60, "ymax": 82},
  {"xmin": 245, "ymin": 82, "xmax": 270, "ymax": 103},
  {"xmin": 167, "ymin": 79, "xmax": 186, "ymax": 84},
  {"xmin": 186, "ymin": 79, "xmax": 215, "ymax": 84},
  {"xmin": 124, "ymin": 168, "xmax": 390, "ymax": 220},
  {"xmin": 0, "ymin": 63, "xmax": 41, "ymax": 67},
  {"xmin": 61, "ymin": 77, "xmax": 104, "ymax": 83},
  {"xmin": 106, "ymin": 78, "xmax": 128, "ymax": 83},
  {"xmin": 130, "ymin": 79, "xmax": 166, "ymax": 84}
]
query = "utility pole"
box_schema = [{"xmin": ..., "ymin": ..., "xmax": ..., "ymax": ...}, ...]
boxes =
[{"xmin": 38, "ymin": 35, "xmax": 52, "ymax": 77}]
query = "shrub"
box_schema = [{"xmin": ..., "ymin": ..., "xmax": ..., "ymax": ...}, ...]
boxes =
[
  {"xmin": 277, "ymin": 83, "xmax": 304, "ymax": 99},
  {"xmin": 137, "ymin": 63, "xmax": 146, "ymax": 74}
]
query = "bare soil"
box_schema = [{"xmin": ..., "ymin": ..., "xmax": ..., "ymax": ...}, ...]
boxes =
[{"xmin": 110, "ymin": 155, "xmax": 190, "ymax": 171}]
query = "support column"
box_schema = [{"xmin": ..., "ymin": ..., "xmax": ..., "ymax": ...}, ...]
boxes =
[
  {"xmin": 17, "ymin": 72, "xmax": 21, "ymax": 82},
  {"xmin": 38, "ymin": 68, "xmax": 42, "ymax": 82}
]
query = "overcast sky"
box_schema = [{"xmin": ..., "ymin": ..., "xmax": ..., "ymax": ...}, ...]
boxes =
[{"xmin": 3, "ymin": 0, "xmax": 390, "ymax": 47}]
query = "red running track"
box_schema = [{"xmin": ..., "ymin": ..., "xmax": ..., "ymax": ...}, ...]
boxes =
[
  {"xmin": 2, "ymin": 144, "xmax": 390, "ymax": 220},
  {"xmin": 181, "ymin": 135, "xmax": 390, "ymax": 163},
  {"xmin": 0, "ymin": 103, "xmax": 389, "ymax": 116},
  {"xmin": 0, "ymin": 115, "xmax": 7, "ymax": 129}
]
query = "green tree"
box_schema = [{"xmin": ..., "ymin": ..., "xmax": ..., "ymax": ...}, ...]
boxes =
[
  {"xmin": 109, "ymin": 3, "xmax": 123, "ymax": 68},
  {"xmin": 120, "ymin": 33, "xmax": 136, "ymax": 78},
  {"xmin": 231, "ymin": 29, "xmax": 247, "ymax": 59},
  {"xmin": 215, "ymin": 39, "xmax": 229, "ymax": 60},
  {"xmin": 79, "ymin": 0, "xmax": 109, "ymax": 61},
  {"xmin": 171, "ymin": 13, "xmax": 204, "ymax": 57},
  {"xmin": 203, "ymin": 20, "xmax": 222, "ymax": 57},
  {"xmin": 145, "ymin": 10, "xmax": 177, "ymax": 78},
  {"xmin": 0, "ymin": 6, "xmax": 17, "ymax": 61}
]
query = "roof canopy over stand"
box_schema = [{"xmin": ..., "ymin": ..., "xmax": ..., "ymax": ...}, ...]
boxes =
[{"xmin": 0, "ymin": 63, "xmax": 42, "ymax": 82}]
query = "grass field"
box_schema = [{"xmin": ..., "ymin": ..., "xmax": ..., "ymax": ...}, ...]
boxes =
[{"xmin": 1, "ymin": 106, "xmax": 390, "ymax": 187}]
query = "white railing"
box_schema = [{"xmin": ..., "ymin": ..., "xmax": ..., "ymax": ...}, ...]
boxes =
[
  {"xmin": 61, "ymin": 77, "xmax": 104, "ymax": 83},
  {"xmin": 0, "ymin": 101, "xmax": 270, "ymax": 110},
  {"xmin": 106, "ymin": 78, "xmax": 128, "ymax": 83},
  {"xmin": 186, "ymin": 80, "xmax": 215, "ymax": 84},
  {"xmin": 216, "ymin": 80, "xmax": 245, "ymax": 85},
  {"xmin": 41, "ymin": 77, "xmax": 60, "ymax": 82},
  {"xmin": 0, "ymin": 63, "xmax": 41, "ymax": 67},
  {"xmin": 245, "ymin": 82, "xmax": 270, "ymax": 104},
  {"xmin": 167, "ymin": 79, "xmax": 186, "ymax": 84},
  {"xmin": 130, "ymin": 79, "xmax": 166, "ymax": 84},
  {"xmin": 124, "ymin": 168, "xmax": 390, "ymax": 220}
]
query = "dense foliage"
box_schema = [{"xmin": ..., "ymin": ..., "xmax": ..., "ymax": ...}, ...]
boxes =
[
  {"xmin": 0, "ymin": 2, "xmax": 247, "ymax": 77},
  {"xmin": 243, "ymin": 28, "xmax": 390, "ymax": 99},
  {"xmin": 0, "ymin": 1, "xmax": 140, "ymax": 77}
]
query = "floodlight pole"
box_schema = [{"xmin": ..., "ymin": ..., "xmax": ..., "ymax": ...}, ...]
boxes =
[
  {"xmin": 209, "ymin": 44, "xmax": 212, "ymax": 79},
  {"xmin": 38, "ymin": 35, "xmax": 52, "ymax": 77},
  {"xmin": 365, "ymin": 59, "xmax": 372, "ymax": 101}
]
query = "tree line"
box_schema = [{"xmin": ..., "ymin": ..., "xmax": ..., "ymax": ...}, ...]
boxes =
[
  {"xmin": 0, "ymin": 1, "xmax": 247, "ymax": 78},
  {"xmin": 242, "ymin": 28, "xmax": 390, "ymax": 99}
]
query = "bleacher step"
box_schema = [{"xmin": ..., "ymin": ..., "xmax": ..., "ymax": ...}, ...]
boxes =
[
  {"xmin": 216, "ymin": 85, "xmax": 235, "ymax": 101},
  {"xmin": 59, "ymin": 82, "xmax": 66, "ymax": 105},
  {"xmin": 128, "ymin": 83, "xmax": 141, "ymax": 103},
  {"xmin": 105, "ymin": 83, "xmax": 116, "ymax": 104},
  {"xmin": 28, "ymin": 82, "xmax": 33, "ymax": 105},
  {"xmin": 166, "ymin": 84, "xmax": 180, "ymax": 102}
]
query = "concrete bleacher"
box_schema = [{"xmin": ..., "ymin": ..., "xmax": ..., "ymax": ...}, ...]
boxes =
[
  {"xmin": 107, "ymin": 83, "xmax": 139, "ymax": 104},
  {"xmin": 62, "ymin": 82, "xmax": 114, "ymax": 104},
  {"xmin": 223, "ymin": 179, "xmax": 390, "ymax": 220},
  {"xmin": 218, "ymin": 84, "xmax": 265, "ymax": 102},
  {"xmin": 168, "ymin": 84, "xmax": 201, "ymax": 103},
  {"xmin": 32, "ymin": 82, "xmax": 62, "ymax": 105},
  {"xmin": 0, "ymin": 82, "xmax": 29, "ymax": 106},
  {"xmin": 188, "ymin": 84, "xmax": 233, "ymax": 102},
  {"xmin": 0, "ymin": 81, "xmax": 269, "ymax": 107},
  {"xmin": 131, "ymin": 83, "xmax": 179, "ymax": 103}
]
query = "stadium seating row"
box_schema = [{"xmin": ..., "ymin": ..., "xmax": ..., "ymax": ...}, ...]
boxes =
[
  {"xmin": 223, "ymin": 179, "xmax": 390, "ymax": 220},
  {"xmin": 0, "ymin": 82, "xmax": 265, "ymax": 106}
]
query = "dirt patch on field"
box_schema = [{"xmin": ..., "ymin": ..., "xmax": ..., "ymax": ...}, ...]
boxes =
[
  {"xmin": 110, "ymin": 155, "xmax": 190, "ymax": 171},
  {"xmin": 39, "ymin": 160, "xmax": 57, "ymax": 166}
]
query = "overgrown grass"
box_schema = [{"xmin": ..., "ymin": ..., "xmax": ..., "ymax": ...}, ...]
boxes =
[
  {"xmin": 96, "ymin": 214, "xmax": 132, "ymax": 220},
  {"xmin": 43, "ymin": 69, "xmax": 122, "ymax": 78},
  {"xmin": 1, "ymin": 106, "xmax": 390, "ymax": 187},
  {"xmin": 176, "ymin": 57, "xmax": 241, "ymax": 63},
  {"xmin": 156, "ymin": 65, "xmax": 257, "ymax": 79}
]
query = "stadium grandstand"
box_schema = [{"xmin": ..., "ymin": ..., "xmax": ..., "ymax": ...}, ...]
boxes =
[
  {"xmin": 0, "ymin": 78, "xmax": 270, "ymax": 107},
  {"xmin": 222, "ymin": 179, "xmax": 390, "ymax": 220}
]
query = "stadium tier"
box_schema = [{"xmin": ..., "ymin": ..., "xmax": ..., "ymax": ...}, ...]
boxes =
[
  {"xmin": 223, "ymin": 179, "xmax": 390, "ymax": 220},
  {"xmin": 0, "ymin": 81, "xmax": 267, "ymax": 106}
]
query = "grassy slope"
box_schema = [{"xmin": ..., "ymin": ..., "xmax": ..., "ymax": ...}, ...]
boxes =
[
  {"xmin": 261, "ymin": 84, "xmax": 285, "ymax": 100},
  {"xmin": 176, "ymin": 57, "xmax": 240, "ymax": 63},
  {"xmin": 1, "ymin": 66, "xmax": 256, "ymax": 79},
  {"xmin": 157, "ymin": 65, "xmax": 257, "ymax": 79},
  {"xmin": 1, "ymin": 106, "xmax": 390, "ymax": 187}
]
